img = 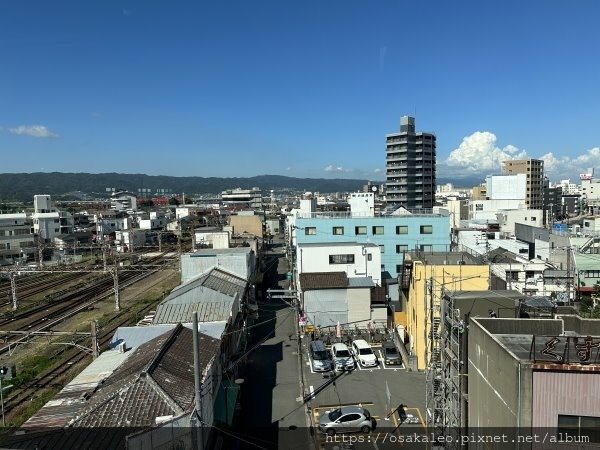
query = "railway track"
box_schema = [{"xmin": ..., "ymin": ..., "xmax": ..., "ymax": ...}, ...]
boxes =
[{"xmin": 0, "ymin": 257, "xmax": 177, "ymax": 421}]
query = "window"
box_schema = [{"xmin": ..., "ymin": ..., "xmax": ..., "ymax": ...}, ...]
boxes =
[
  {"xmin": 396, "ymin": 264, "xmax": 403, "ymax": 273},
  {"xmin": 420, "ymin": 225, "xmax": 433, "ymax": 234},
  {"xmin": 396, "ymin": 225, "xmax": 408, "ymax": 235},
  {"xmin": 396, "ymin": 244, "xmax": 408, "ymax": 253},
  {"xmin": 420, "ymin": 244, "xmax": 432, "ymax": 252},
  {"xmin": 333, "ymin": 226, "xmax": 344, "ymax": 235},
  {"xmin": 305, "ymin": 227, "xmax": 316, "ymax": 235},
  {"xmin": 379, "ymin": 245, "xmax": 385, "ymax": 254},
  {"xmin": 372, "ymin": 226, "xmax": 384, "ymax": 235},
  {"xmin": 558, "ymin": 415, "xmax": 600, "ymax": 443},
  {"xmin": 475, "ymin": 204, "xmax": 484, "ymax": 211},
  {"xmin": 367, "ymin": 253, "xmax": 372, "ymax": 261},
  {"xmin": 531, "ymin": 217, "xmax": 536, "ymax": 221},
  {"xmin": 381, "ymin": 264, "xmax": 385, "ymax": 270},
  {"xmin": 355, "ymin": 226, "xmax": 367, "ymax": 235},
  {"xmin": 329, "ymin": 254, "xmax": 355, "ymax": 264}
]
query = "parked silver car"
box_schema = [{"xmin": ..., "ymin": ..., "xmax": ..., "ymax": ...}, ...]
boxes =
[
  {"xmin": 382, "ymin": 341, "xmax": 402, "ymax": 365},
  {"xmin": 318, "ymin": 405, "xmax": 375, "ymax": 436}
]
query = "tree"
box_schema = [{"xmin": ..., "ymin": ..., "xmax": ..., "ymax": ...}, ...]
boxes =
[{"xmin": 168, "ymin": 197, "xmax": 180, "ymax": 206}]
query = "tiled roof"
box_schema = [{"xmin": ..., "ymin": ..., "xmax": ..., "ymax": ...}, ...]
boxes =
[
  {"xmin": 69, "ymin": 325, "xmax": 220, "ymax": 427},
  {"xmin": 299, "ymin": 272, "xmax": 348, "ymax": 290}
]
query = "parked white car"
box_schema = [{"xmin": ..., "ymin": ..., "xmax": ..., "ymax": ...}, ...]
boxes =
[{"xmin": 351, "ymin": 339, "xmax": 378, "ymax": 367}]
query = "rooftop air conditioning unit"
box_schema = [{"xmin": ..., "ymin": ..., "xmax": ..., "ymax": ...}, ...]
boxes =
[{"xmin": 117, "ymin": 342, "xmax": 126, "ymax": 353}]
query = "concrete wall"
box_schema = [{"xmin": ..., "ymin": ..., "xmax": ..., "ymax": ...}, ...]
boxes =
[
  {"xmin": 303, "ymin": 289, "xmax": 348, "ymax": 329},
  {"xmin": 467, "ymin": 318, "xmax": 524, "ymax": 429},
  {"xmin": 229, "ymin": 215, "xmax": 263, "ymax": 239}
]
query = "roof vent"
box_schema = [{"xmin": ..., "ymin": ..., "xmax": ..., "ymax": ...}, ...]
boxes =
[{"xmin": 117, "ymin": 341, "xmax": 127, "ymax": 353}]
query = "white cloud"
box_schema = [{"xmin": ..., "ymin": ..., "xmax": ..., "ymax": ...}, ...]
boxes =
[
  {"xmin": 540, "ymin": 148, "xmax": 600, "ymax": 178},
  {"xmin": 445, "ymin": 131, "xmax": 526, "ymax": 172},
  {"xmin": 8, "ymin": 125, "xmax": 59, "ymax": 138},
  {"xmin": 444, "ymin": 131, "xmax": 600, "ymax": 182},
  {"xmin": 324, "ymin": 165, "xmax": 350, "ymax": 173}
]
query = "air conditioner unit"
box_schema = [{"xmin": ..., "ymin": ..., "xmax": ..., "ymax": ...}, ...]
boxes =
[{"xmin": 117, "ymin": 342, "xmax": 126, "ymax": 353}]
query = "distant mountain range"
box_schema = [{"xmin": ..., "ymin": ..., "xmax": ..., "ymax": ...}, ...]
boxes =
[{"xmin": 0, "ymin": 172, "xmax": 482, "ymax": 203}]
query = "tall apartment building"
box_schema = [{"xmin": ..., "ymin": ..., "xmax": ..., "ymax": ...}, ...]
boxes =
[
  {"xmin": 386, "ymin": 116, "xmax": 436, "ymax": 209},
  {"xmin": 501, "ymin": 159, "xmax": 544, "ymax": 210}
]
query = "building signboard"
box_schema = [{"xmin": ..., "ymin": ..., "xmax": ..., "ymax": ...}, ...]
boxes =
[{"xmin": 530, "ymin": 335, "xmax": 600, "ymax": 364}]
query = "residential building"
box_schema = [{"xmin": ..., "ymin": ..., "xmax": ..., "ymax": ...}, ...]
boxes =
[
  {"xmin": 290, "ymin": 203, "xmax": 451, "ymax": 280},
  {"xmin": 502, "ymin": 159, "xmax": 544, "ymax": 210},
  {"xmin": 544, "ymin": 177, "xmax": 564, "ymax": 223},
  {"xmin": 581, "ymin": 178, "xmax": 600, "ymax": 215},
  {"xmin": 14, "ymin": 324, "xmax": 222, "ymax": 450},
  {"xmin": 0, "ymin": 213, "xmax": 34, "ymax": 265},
  {"xmin": 221, "ymin": 187, "xmax": 262, "ymax": 210},
  {"xmin": 298, "ymin": 272, "xmax": 383, "ymax": 331},
  {"xmin": 296, "ymin": 242, "xmax": 382, "ymax": 286},
  {"xmin": 401, "ymin": 252, "xmax": 490, "ymax": 370},
  {"xmin": 110, "ymin": 190, "xmax": 138, "ymax": 211},
  {"xmin": 385, "ymin": 116, "xmax": 436, "ymax": 209}
]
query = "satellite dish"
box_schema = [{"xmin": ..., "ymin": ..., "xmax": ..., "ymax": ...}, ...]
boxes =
[{"xmin": 371, "ymin": 186, "xmax": 378, "ymax": 192}]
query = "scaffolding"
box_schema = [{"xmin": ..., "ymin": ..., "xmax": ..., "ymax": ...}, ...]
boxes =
[
  {"xmin": 426, "ymin": 287, "xmax": 466, "ymax": 449},
  {"xmin": 425, "ymin": 277, "xmax": 444, "ymax": 441}
]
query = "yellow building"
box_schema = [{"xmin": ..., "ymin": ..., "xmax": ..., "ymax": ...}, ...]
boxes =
[{"xmin": 404, "ymin": 254, "xmax": 490, "ymax": 370}]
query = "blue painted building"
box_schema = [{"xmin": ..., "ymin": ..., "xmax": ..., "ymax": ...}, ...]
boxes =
[{"xmin": 293, "ymin": 209, "xmax": 451, "ymax": 279}]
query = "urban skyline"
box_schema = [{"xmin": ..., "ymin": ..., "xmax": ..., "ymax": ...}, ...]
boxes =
[{"xmin": 2, "ymin": 1, "xmax": 600, "ymax": 183}]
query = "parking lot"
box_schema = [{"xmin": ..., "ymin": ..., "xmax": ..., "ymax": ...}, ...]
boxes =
[{"xmin": 300, "ymin": 335, "xmax": 427, "ymax": 449}]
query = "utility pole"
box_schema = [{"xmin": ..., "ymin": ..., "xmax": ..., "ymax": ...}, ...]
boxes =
[
  {"xmin": 9, "ymin": 271, "xmax": 17, "ymax": 310},
  {"xmin": 566, "ymin": 246, "xmax": 572, "ymax": 305},
  {"xmin": 192, "ymin": 312, "xmax": 205, "ymax": 450},
  {"xmin": 112, "ymin": 251, "xmax": 120, "ymax": 312}
]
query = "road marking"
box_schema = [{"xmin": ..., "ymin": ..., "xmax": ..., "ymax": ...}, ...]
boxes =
[{"xmin": 309, "ymin": 385, "xmax": 315, "ymax": 399}]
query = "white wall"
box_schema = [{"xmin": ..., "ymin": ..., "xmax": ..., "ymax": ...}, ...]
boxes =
[
  {"xmin": 195, "ymin": 231, "xmax": 230, "ymax": 249},
  {"xmin": 497, "ymin": 209, "xmax": 543, "ymax": 236},
  {"xmin": 486, "ymin": 174, "xmax": 526, "ymax": 200},
  {"xmin": 348, "ymin": 192, "xmax": 375, "ymax": 217},
  {"xmin": 297, "ymin": 243, "xmax": 381, "ymax": 285}
]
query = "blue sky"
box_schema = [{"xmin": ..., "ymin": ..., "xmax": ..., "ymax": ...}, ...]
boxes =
[{"xmin": 2, "ymin": 1, "xmax": 600, "ymax": 184}]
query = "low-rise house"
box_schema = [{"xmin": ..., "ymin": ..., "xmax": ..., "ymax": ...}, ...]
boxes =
[{"xmin": 12, "ymin": 324, "xmax": 221, "ymax": 449}]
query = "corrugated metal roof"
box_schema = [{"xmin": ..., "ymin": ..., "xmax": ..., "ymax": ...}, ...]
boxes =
[
  {"xmin": 154, "ymin": 301, "xmax": 232, "ymax": 324},
  {"xmin": 347, "ymin": 277, "xmax": 375, "ymax": 288},
  {"xmin": 109, "ymin": 325, "xmax": 176, "ymax": 350},
  {"xmin": 154, "ymin": 267, "xmax": 245, "ymax": 324}
]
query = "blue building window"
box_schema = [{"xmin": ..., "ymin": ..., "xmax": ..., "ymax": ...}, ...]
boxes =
[
  {"xmin": 372, "ymin": 226, "xmax": 384, "ymax": 235},
  {"xmin": 355, "ymin": 226, "xmax": 367, "ymax": 235},
  {"xmin": 333, "ymin": 226, "xmax": 344, "ymax": 235},
  {"xmin": 396, "ymin": 225, "xmax": 408, "ymax": 235},
  {"xmin": 305, "ymin": 227, "xmax": 317, "ymax": 235},
  {"xmin": 420, "ymin": 225, "xmax": 433, "ymax": 234}
]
